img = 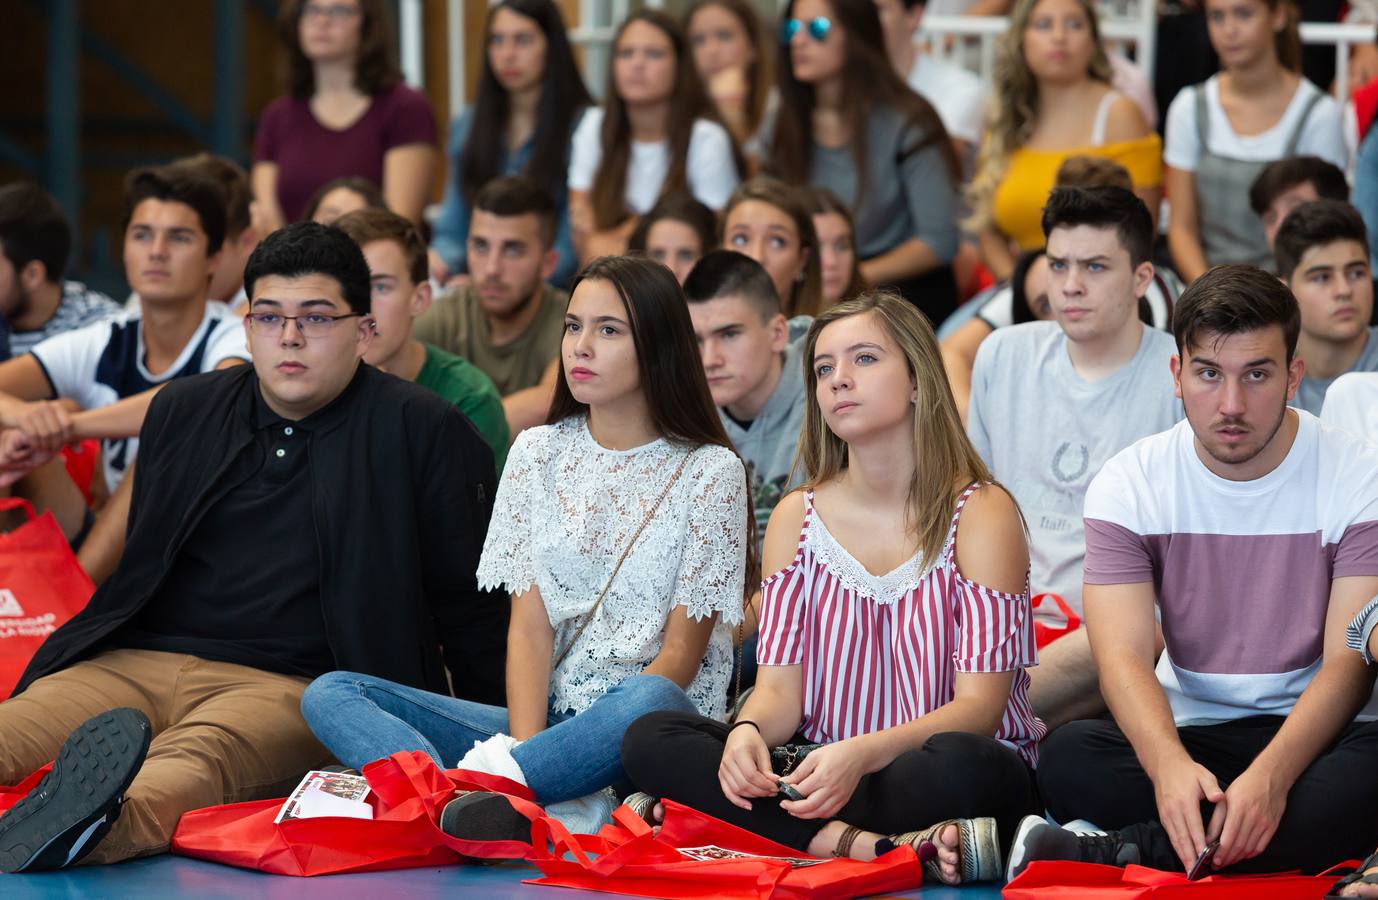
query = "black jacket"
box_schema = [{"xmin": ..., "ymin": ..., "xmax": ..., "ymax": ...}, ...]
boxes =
[{"xmin": 18, "ymin": 363, "xmax": 509, "ymax": 703}]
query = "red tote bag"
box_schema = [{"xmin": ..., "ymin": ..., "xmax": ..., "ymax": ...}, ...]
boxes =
[
  {"xmin": 526, "ymin": 799, "xmax": 925, "ymax": 900},
  {"xmin": 1031, "ymin": 593, "xmax": 1081, "ymax": 649},
  {"xmin": 171, "ymin": 750, "xmax": 543, "ymax": 876},
  {"xmin": 0, "ymin": 498, "xmax": 95, "ymax": 699},
  {"xmin": 1003, "ymin": 860, "xmax": 1349, "ymax": 900}
]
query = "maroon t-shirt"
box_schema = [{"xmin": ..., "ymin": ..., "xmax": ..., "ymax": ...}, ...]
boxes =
[{"xmin": 254, "ymin": 82, "xmax": 437, "ymax": 223}]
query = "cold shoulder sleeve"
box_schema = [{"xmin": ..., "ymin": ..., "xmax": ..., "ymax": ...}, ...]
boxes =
[
  {"xmin": 670, "ymin": 448, "xmax": 748, "ymax": 624},
  {"xmin": 476, "ymin": 427, "xmax": 545, "ymax": 596},
  {"xmin": 952, "ymin": 573, "xmax": 1038, "ymax": 674}
]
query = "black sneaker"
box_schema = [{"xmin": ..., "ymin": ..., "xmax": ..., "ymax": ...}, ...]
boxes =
[
  {"xmin": 0, "ymin": 708, "xmax": 152, "ymax": 872},
  {"xmin": 438, "ymin": 791, "xmax": 531, "ymax": 845},
  {"xmin": 1005, "ymin": 815, "xmax": 1141, "ymax": 882}
]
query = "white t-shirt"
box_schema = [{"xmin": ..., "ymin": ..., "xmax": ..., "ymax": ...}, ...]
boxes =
[
  {"xmin": 30, "ymin": 301, "xmax": 248, "ymax": 491},
  {"xmin": 1321, "ymin": 371, "xmax": 1378, "ymax": 443},
  {"xmin": 907, "ymin": 53, "xmax": 986, "ymax": 146},
  {"xmin": 567, "ymin": 107, "xmax": 740, "ymax": 214},
  {"xmin": 1084, "ymin": 413, "xmax": 1378, "ymax": 725},
  {"xmin": 1163, "ymin": 75, "xmax": 1346, "ymax": 172}
]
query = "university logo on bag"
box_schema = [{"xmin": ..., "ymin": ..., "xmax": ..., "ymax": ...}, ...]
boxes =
[{"xmin": 0, "ymin": 590, "xmax": 21, "ymax": 618}]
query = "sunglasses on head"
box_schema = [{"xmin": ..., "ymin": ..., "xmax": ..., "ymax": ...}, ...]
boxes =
[{"xmin": 781, "ymin": 16, "xmax": 832, "ymax": 43}]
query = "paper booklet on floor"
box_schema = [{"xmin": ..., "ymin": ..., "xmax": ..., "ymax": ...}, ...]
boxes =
[{"xmin": 274, "ymin": 771, "xmax": 374, "ymax": 824}]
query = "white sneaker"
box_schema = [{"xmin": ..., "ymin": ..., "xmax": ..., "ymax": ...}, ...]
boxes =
[{"xmin": 544, "ymin": 787, "xmax": 617, "ymax": 834}]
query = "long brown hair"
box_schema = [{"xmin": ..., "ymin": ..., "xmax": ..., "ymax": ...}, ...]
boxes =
[
  {"xmin": 966, "ymin": 0, "xmax": 1113, "ymax": 229},
  {"xmin": 801, "ymin": 185, "xmax": 866, "ymax": 305},
  {"xmin": 461, "ymin": 0, "xmax": 593, "ymax": 206},
  {"xmin": 591, "ymin": 10, "xmax": 745, "ymax": 231},
  {"xmin": 684, "ymin": 0, "xmax": 776, "ymax": 143},
  {"xmin": 768, "ymin": 0, "xmax": 958, "ymax": 206},
  {"xmin": 722, "ymin": 177, "xmax": 822, "ymax": 318},
  {"xmin": 549, "ymin": 256, "xmax": 760, "ymax": 588},
  {"xmin": 277, "ymin": 0, "xmax": 402, "ymax": 98},
  {"xmin": 798, "ymin": 290, "xmax": 997, "ymax": 574}
]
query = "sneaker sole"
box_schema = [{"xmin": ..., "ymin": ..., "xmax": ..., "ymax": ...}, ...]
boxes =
[
  {"xmin": 1004, "ymin": 814, "xmax": 1047, "ymax": 883},
  {"xmin": 439, "ymin": 792, "xmax": 532, "ymax": 844},
  {"xmin": 0, "ymin": 708, "xmax": 152, "ymax": 873},
  {"xmin": 960, "ymin": 816, "xmax": 1002, "ymax": 882}
]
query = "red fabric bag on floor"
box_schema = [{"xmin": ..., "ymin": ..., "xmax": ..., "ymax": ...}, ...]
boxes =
[
  {"xmin": 1003, "ymin": 860, "xmax": 1349, "ymax": 899},
  {"xmin": 525, "ymin": 799, "xmax": 925, "ymax": 900},
  {"xmin": 0, "ymin": 497, "xmax": 95, "ymax": 699},
  {"xmin": 171, "ymin": 750, "xmax": 543, "ymax": 876},
  {"xmin": 0, "ymin": 764, "xmax": 52, "ymax": 815}
]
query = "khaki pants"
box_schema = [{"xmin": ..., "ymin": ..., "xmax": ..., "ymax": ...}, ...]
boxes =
[{"xmin": 0, "ymin": 648, "xmax": 331, "ymax": 864}]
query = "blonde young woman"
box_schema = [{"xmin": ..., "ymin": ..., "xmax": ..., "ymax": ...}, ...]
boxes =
[
  {"xmin": 622, "ymin": 290, "xmax": 1043, "ymax": 886},
  {"xmin": 968, "ymin": 0, "xmax": 1160, "ymax": 282}
]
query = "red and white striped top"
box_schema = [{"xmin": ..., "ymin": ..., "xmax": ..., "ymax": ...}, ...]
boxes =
[{"xmin": 757, "ymin": 484, "xmax": 1046, "ymax": 767}]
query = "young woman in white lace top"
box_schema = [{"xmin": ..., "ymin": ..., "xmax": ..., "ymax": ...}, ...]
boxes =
[{"xmin": 302, "ymin": 255, "xmax": 755, "ymax": 840}]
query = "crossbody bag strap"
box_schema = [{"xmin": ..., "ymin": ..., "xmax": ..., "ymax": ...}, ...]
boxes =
[{"xmin": 551, "ymin": 449, "xmax": 695, "ymax": 671}]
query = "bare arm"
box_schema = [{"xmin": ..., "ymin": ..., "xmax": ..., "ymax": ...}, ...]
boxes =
[
  {"xmin": 858, "ymin": 237, "xmax": 944, "ymax": 287},
  {"xmin": 1165, "ymin": 166, "xmax": 1208, "ymax": 284},
  {"xmin": 1210, "ymin": 575, "xmax": 1378, "ymax": 868},
  {"xmin": 978, "ymin": 227, "xmax": 1018, "ymax": 283},
  {"xmin": 77, "ymin": 459, "xmax": 134, "ymax": 587},
  {"xmin": 382, "ymin": 144, "xmax": 438, "ymax": 227},
  {"xmin": 250, "ymin": 162, "xmax": 286, "ymax": 233},
  {"xmin": 941, "ymin": 317, "xmax": 994, "ymax": 425},
  {"xmin": 506, "ymin": 585, "xmax": 556, "ymax": 741},
  {"xmin": 1087, "ymin": 579, "xmax": 1222, "ymax": 870},
  {"xmin": 643, "ymin": 607, "xmax": 719, "ymax": 689},
  {"xmin": 502, "ymin": 359, "xmax": 559, "ymax": 439},
  {"xmin": 0, "ymin": 355, "xmax": 58, "ymax": 421}
]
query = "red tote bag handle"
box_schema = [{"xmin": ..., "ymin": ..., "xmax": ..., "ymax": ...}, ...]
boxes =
[
  {"xmin": 0, "ymin": 498, "xmax": 37, "ymax": 522},
  {"xmin": 1032, "ymin": 593, "xmax": 1082, "ymax": 648}
]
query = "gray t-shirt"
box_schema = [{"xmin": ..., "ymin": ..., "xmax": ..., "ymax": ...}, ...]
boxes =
[
  {"xmin": 967, "ymin": 321, "xmax": 1182, "ymax": 618},
  {"xmin": 806, "ymin": 106, "xmax": 958, "ymax": 264},
  {"xmin": 1291, "ymin": 327, "xmax": 1378, "ymax": 416}
]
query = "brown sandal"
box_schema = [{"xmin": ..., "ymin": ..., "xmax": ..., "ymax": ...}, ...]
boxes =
[{"xmin": 885, "ymin": 817, "xmax": 1001, "ymax": 884}]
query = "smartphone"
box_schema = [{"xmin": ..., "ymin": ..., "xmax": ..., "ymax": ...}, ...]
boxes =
[
  {"xmin": 1187, "ymin": 839, "xmax": 1220, "ymax": 880},
  {"xmin": 777, "ymin": 780, "xmax": 804, "ymax": 801}
]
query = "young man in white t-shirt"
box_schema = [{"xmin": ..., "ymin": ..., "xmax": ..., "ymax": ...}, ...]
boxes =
[
  {"xmin": 968, "ymin": 187, "xmax": 1182, "ymax": 733},
  {"xmin": 0, "ymin": 165, "xmax": 247, "ymax": 493},
  {"xmin": 1276, "ymin": 199, "xmax": 1378, "ymax": 415},
  {"xmin": 1009, "ymin": 265, "xmax": 1378, "ymax": 880}
]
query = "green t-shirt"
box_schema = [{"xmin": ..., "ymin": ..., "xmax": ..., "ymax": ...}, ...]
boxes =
[{"xmin": 415, "ymin": 343, "xmax": 510, "ymax": 473}]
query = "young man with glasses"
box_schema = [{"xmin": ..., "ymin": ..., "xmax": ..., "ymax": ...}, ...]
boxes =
[{"xmin": 0, "ymin": 222, "xmax": 506, "ymax": 872}]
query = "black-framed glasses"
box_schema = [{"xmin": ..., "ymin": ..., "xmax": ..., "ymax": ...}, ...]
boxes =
[
  {"xmin": 781, "ymin": 16, "xmax": 832, "ymax": 43},
  {"xmin": 245, "ymin": 312, "xmax": 364, "ymax": 338}
]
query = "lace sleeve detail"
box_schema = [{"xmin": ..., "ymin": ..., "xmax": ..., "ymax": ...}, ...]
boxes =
[
  {"xmin": 670, "ymin": 447, "xmax": 748, "ymax": 625},
  {"xmin": 476, "ymin": 427, "xmax": 545, "ymax": 596}
]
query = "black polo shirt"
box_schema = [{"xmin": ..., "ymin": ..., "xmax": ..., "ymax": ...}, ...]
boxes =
[{"xmin": 116, "ymin": 388, "xmax": 335, "ymax": 678}]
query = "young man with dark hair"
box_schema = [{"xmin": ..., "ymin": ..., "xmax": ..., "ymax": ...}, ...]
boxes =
[
  {"xmin": 1274, "ymin": 199, "xmax": 1378, "ymax": 414},
  {"xmin": 1013, "ymin": 264, "xmax": 1378, "ymax": 880},
  {"xmin": 0, "ymin": 222, "xmax": 506, "ymax": 872},
  {"xmin": 168, "ymin": 154, "xmax": 259, "ymax": 308},
  {"xmin": 968, "ymin": 186, "xmax": 1182, "ymax": 732},
  {"xmin": 1248, "ymin": 156, "xmax": 1349, "ymax": 251},
  {"xmin": 416, "ymin": 175, "xmax": 566, "ymax": 438},
  {"xmin": 335, "ymin": 207, "xmax": 509, "ymax": 469},
  {"xmin": 0, "ymin": 164, "xmax": 248, "ymax": 495},
  {"xmin": 0, "ymin": 182, "xmax": 119, "ymax": 356},
  {"xmin": 683, "ymin": 250, "xmax": 806, "ymax": 538}
]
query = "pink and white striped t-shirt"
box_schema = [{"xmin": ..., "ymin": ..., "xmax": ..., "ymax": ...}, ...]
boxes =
[{"xmin": 757, "ymin": 484, "xmax": 1046, "ymax": 767}]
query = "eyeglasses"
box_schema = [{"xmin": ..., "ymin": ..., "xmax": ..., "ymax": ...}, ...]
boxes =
[
  {"xmin": 245, "ymin": 312, "xmax": 364, "ymax": 338},
  {"xmin": 302, "ymin": 3, "xmax": 362, "ymax": 22},
  {"xmin": 781, "ymin": 16, "xmax": 832, "ymax": 43}
]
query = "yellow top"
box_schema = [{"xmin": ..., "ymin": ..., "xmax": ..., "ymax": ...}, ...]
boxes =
[{"xmin": 990, "ymin": 134, "xmax": 1164, "ymax": 250}]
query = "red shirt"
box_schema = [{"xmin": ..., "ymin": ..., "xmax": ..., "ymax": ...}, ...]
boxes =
[
  {"xmin": 757, "ymin": 484, "xmax": 1045, "ymax": 766},
  {"xmin": 254, "ymin": 82, "xmax": 437, "ymax": 223}
]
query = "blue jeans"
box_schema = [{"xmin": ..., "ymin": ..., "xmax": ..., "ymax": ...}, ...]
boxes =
[
  {"xmin": 1356, "ymin": 126, "xmax": 1378, "ymax": 270},
  {"xmin": 301, "ymin": 672, "xmax": 696, "ymax": 804}
]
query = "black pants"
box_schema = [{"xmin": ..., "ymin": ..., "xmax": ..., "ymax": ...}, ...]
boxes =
[
  {"xmin": 621, "ymin": 710, "xmax": 1038, "ymax": 852},
  {"xmin": 877, "ymin": 265, "xmax": 958, "ymax": 330},
  {"xmin": 1038, "ymin": 716, "xmax": 1378, "ymax": 873}
]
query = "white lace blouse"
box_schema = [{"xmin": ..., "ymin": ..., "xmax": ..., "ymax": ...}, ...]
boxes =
[{"xmin": 477, "ymin": 416, "xmax": 748, "ymax": 719}]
